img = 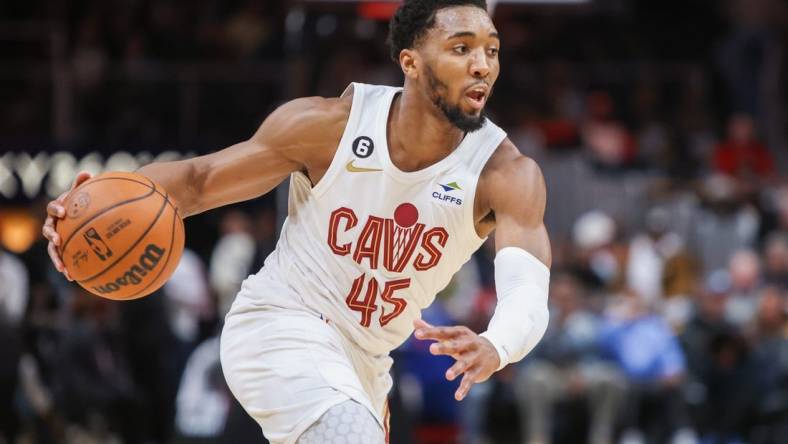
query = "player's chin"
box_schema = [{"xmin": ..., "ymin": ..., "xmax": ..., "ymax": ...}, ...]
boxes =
[{"xmin": 461, "ymin": 107, "xmax": 484, "ymax": 121}]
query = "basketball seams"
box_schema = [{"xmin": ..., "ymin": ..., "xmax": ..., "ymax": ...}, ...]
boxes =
[
  {"xmin": 60, "ymin": 185, "xmax": 157, "ymax": 253},
  {"xmin": 86, "ymin": 176, "xmax": 154, "ymax": 190},
  {"xmin": 73, "ymin": 174, "xmax": 172, "ymax": 211},
  {"xmin": 77, "ymin": 192, "xmax": 169, "ymax": 284},
  {"xmin": 140, "ymin": 175, "xmax": 182, "ymax": 218},
  {"xmin": 125, "ymin": 192, "xmax": 180, "ymax": 299}
]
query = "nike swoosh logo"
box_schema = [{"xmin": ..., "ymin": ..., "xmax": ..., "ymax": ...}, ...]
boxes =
[{"xmin": 345, "ymin": 160, "xmax": 383, "ymax": 173}]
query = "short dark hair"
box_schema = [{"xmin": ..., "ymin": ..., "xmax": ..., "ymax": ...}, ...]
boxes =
[{"xmin": 387, "ymin": 0, "xmax": 488, "ymax": 63}]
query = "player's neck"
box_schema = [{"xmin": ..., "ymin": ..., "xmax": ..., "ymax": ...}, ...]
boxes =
[{"xmin": 387, "ymin": 90, "xmax": 466, "ymax": 172}]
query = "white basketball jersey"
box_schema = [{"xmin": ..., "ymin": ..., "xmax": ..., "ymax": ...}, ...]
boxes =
[{"xmin": 242, "ymin": 82, "xmax": 506, "ymax": 355}]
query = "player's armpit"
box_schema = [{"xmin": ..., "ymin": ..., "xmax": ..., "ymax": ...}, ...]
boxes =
[{"xmin": 136, "ymin": 95, "xmax": 351, "ymax": 217}]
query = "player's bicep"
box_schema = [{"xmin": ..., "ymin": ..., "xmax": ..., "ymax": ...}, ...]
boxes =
[
  {"xmin": 491, "ymin": 157, "xmax": 552, "ymax": 267},
  {"xmin": 189, "ymin": 97, "xmax": 337, "ymax": 213},
  {"xmin": 494, "ymin": 217, "xmax": 551, "ymax": 266}
]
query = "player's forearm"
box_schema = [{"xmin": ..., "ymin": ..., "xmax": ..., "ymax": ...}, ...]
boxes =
[
  {"xmin": 137, "ymin": 141, "xmax": 298, "ymax": 218},
  {"xmin": 479, "ymin": 247, "xmax": 550, "ymax": 370},
  {"xmin": 136, "ymin": 159, "xmax": 204, "ymax": 218}
]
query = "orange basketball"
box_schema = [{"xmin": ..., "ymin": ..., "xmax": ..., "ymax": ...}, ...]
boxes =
[{"xmin": 56, "ymin": 171, "xmax": 185, "ymax": 300}]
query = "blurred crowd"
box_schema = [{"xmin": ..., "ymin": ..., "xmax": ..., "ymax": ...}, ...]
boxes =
[{"xmin": 2, "ymin": 0, "xmax": 787, "ymax": 444}]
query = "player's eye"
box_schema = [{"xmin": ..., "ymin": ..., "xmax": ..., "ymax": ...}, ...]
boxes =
[
  {"xmin": 453, "ymin": 45, "xmax": 468, "ymax": 55},
  {"xmin": 487, "ymin": 47, "xmax": 499, "ymax": 57}
]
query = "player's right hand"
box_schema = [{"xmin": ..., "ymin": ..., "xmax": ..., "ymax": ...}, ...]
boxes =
[{"xmin": 42, "ymin": 171, "xmax": 93, "ymax": 281}]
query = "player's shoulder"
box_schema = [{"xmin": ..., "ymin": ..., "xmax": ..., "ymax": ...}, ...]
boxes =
[
  {"xmin": 482, "ymin": 138, "xmax": 544, "ymax": 189},
  {"xmin": 477, "ymin": 138, "xmax": 546, "ymax": 214},
  {"xmin": 254, "ymin": 93, "xmax": 352, "ymax": 148},
  {"xmin": 274, "ymin": 93, "xmax": 352, "ymax": 129}
]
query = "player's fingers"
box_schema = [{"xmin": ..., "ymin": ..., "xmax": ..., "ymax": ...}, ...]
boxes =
[
  {"xmin": 48, "ymin": 172, "xmax": 92, "ymax": 218},
  {"xmin": 413, "ymin": 318, "xmax": 433, "ymax": 330},
  {"xmin": 446, "ymin": 358, "xmax": 470, "ymax": 381},
  {"xmin": 47, "ymin": 242, "xmax": 64, "ymax": 273},
  {"xmin": 430, "ymin": 337, "xmax": 474, "ymax": 357},
  {"xmin": 72, "ymin": 171, "xmax": 92, "ymax": 189},
  {"xmin": 46, "ymin": 200, "xmax": 66, "ymax": 219},
  {"xmin": 429, "ymin": 340, "xmax": 456, "ymax": 356},
  {"xmin": 42, "ymin": 222, "xmax": 60, "ymax": 246},
  {"xmin": 455, "ymin": 370, "xmax": 477, "ymax": 401},
  {"xmin": 415, "ymin": 325, "xmax": 465, "ymax": 341}
]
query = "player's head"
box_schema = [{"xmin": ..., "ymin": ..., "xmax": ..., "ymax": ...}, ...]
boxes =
[{"xmin": 388, "ymin": 0, "xmax": 497, "ymax": 132}]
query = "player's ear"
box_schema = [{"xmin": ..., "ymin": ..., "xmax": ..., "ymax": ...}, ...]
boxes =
[{"xmin": 399, "ymin": 49, "xmax": 419, "ymax": 80}]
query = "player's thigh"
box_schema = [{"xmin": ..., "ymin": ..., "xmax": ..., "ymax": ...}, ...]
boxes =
[
  {"xmin": 297, "ymin": 400, "xmax": 385, "ymax": 444},
  {"xmin": 220, "ymin": 307, "xmax": 371, "ymax": 443},
  {"xmin": 220, "ymin": 311, "xmax": 337, "ymax": 413}
]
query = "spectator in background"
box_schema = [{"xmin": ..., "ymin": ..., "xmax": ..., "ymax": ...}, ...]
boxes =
[
  {"xmin": 681, "ymin": 270, "xmax": 735, "ymax": 382},
  {"xmin": 712, "ymin": 114, "xmax": 774, "ymax": 181},
  {"xmin": 174, "ymin": 336, "xmax": 231, "ymax": 442},
  {"xmin": 747, "ymin": 286, "xmax": 788, "ymax": 442},
  {"xmin": 762, "ymin": 232, "xmax": 788, "ymax": 287},
  {"xmin": 117, "ymin": 290, "xmax": 179, "ymax": 443},
  {"xmin": 759, "ymin": 185, "xmax": 788, "ymax": 245},
  {"xmin": 626, "ymin": 207, "xmax": 685, "ymax": 305},
  {"xmin": 680, "ymin": 270, "xmax": 751, "ymax": 442},
  {"xmin": 689, "ymin": 174, "xmax": 760, "ymax": 274},
  {"xmin": 54, "ymin": 287, "xmax": 146, "ymax": 443},
  {"xmin": 164, "ymin": 248, "xmax": 213, "ymax": 367},
  {"xmin": 515, "ymin": 272, "xmax": 626, "ymax": 444},
  {"xmin": 0, "ymin": 247, "xmax": 28, "ymax": 443},
  {"xmin": 570, "ymin": 210, "xmax": 625, "ymax": 293},
  {"xmin": 725, "ymin": 249, "xmax": 763, "ymax": 329},
  {"xmin": 581, "ymin": 91, "xmax": 639, "ymax": 172},
  {"xmin": 525, "ymin": 62, "xmax": 583, "ymax": 152},
  {"xmin": 598, "ymin": 294, "xmax": 692, "ymax": 444},
  {"xmin": 0, "ymin": 247, "xmax": 29, "ymax": 326},
  {"xmin": 210, "ymin": 210, "xmax": 255, "ymax": 317}
]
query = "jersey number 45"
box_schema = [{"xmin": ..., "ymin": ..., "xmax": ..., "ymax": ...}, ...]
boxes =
[{"xmin": 345, "ymin": 273, "xmax": 409, "ymax": 328}]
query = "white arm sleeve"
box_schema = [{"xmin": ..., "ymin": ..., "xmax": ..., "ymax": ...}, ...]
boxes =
[{"xmin": 479, "ymin": 247, "xmax": 550, "ymax": 371}]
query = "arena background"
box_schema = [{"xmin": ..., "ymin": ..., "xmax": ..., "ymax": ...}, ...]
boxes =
[{"xmin": 1, "ymin": 1, "xmax": 787, "ymax": 443}]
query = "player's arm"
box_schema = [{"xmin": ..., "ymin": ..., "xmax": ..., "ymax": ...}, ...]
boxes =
[
  {"xmin": 42, "ymin": 95, "xmax": 349, "ymax": 279},
  {"xmin": 480, "ymin": 144, "xmax": 551, "ymax": 362},
  {"xmin": 414, "ymin": 140, "xmax": 551, "ymax": 401},
  {"xmin": 136, "ymin": 96, "xmax": 348, "ymax": 217}
]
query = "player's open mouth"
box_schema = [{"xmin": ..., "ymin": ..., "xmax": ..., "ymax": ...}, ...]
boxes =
[{"xmin": 464, "ymin": 87, "xmax": 487, "ymax": 110}]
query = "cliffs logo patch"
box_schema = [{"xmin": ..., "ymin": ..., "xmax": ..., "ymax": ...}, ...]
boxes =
[{"xmin": 432, "ymin": 181, "xmax": 464, "ymax": 206}]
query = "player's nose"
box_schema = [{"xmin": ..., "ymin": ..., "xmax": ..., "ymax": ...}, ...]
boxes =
[{"xmin": 469, "ymin": 49, "xmax": 490, "ymax": 79}]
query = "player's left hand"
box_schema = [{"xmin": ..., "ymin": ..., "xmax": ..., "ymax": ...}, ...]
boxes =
[{"xmin": 413, "ymin": 318, "xmax": 500, "ymax": 401}]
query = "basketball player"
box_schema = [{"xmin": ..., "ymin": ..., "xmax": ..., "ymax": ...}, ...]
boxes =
[{"xmin": 42, "ymin": 1, "xmax": 551, "ymax": 442}]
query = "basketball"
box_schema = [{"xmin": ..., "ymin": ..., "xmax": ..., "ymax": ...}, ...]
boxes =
[{"xmin": 56, "ymin": 171, "xmax": 185, "ymax": 300}]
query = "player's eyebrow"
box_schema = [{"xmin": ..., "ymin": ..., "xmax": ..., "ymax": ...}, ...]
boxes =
[
  {"xmin": 447, "ymin": 31, "xmax": 500, "ymax": 40},
  {"xmin": 447, "ymin": 31, "xmax": 475, "ymax": 39}
]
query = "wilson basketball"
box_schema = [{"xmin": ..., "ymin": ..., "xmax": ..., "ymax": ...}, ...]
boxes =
[{"xmin": 56, "ymin": 171, "xmax": 185, "ymax": 300}]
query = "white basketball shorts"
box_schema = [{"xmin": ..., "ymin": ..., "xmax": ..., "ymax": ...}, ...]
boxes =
[{"xmin": 220, "ymin": 289, "xmax": 392, "ymax": 444}]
